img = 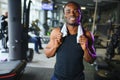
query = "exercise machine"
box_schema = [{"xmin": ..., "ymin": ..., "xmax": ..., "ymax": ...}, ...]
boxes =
[
  {"xmin": 0, "ymin": 60, "xmax": 27, "ymax": 80},
  {"xmin": 94, "ymin": 26, "xmax": 120, "ymax": 80}
]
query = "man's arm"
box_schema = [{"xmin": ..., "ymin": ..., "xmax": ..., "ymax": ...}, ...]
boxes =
[
  {"xmin": 79, "ymin": 31, "xmax": 96, "ymax": 63},
  {"xmin": 44, "ymin": 28, "xmax": 62, "ymax": 58}
]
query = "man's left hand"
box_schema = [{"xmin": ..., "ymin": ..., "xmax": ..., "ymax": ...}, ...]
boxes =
[{"xmin": 79, "ymin": 35, "xmax": 88, "ymax": 50}]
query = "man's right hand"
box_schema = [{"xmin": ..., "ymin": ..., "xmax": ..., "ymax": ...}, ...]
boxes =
[
  {"xmin": 44, "ymin": 28, "xmax": 63, "ymax": 58},
  {"xmin": 54, "ymin": 32, "xmax": 62, "ymax": 48}
]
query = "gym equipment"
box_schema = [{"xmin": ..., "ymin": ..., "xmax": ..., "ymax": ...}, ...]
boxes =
[
  {"xmin": 106, "ymin": 26, "xmax": 120, "ymax": 60},
  {"xmin": 94, "ymin": 26, "xmax": 120, "ymax": 80},
  {"xmin": 26, "ymin": 48, "xmax": 34, "ymax": 62},
  {"xmin": 94, "ymin": 34, "xmax": 107, "ymax": 50},
  {"xmin": 0, "ymin": 60, "xmax": 27, "ymax": 80},
  {"xmin": 22, "ymin": 0, "xmax": 34, "ymax": 62}
]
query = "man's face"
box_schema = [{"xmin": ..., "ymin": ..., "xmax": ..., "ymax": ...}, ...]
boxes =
[{"xmin": 64, "ymin": 3, "xmax": 81, "ymax": 26}]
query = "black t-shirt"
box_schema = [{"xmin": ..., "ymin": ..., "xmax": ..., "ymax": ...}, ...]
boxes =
[{"xmin": 54, "ymin": 34, "xmax": 84, "ymax": 80}]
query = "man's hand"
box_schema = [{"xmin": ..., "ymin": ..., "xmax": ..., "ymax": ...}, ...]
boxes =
[
  {"xmin": 54, "ymin": 32, "xmax": 63, "ymax": 48},
  {"xmin": 44, "ymin": 28, "xmax": 63, "ymax": 58},
  {"xmin": 79, "ymin": 35, "xmax": 88, "ymax": 50}
]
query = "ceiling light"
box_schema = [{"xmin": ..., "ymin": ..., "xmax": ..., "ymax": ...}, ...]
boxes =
[{"xmin": 81, "ymin": 7, "xmax": 86, "ymax": 10}]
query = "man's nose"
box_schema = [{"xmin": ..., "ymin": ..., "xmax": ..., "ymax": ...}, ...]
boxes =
[{"xmin": 70, "ymin": 11, "xmax": 75, "ymax": 16}]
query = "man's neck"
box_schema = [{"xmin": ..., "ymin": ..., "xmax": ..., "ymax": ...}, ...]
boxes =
[{"xmin": 66, "ymin": 24, "xmax": 78, "ymax": 35}]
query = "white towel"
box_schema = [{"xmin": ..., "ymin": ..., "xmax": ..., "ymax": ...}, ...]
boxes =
[{"xmin": 61, "ymin": 23, "xmax": 83, "ymax": 43}]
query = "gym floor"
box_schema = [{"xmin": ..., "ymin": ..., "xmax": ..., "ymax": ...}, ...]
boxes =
[{"xmin": 1, "ymin": 37, "xmax": 119, "ymax": 80}]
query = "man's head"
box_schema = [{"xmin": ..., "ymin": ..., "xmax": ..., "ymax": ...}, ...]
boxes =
[
  {"xmin": 63, "ymin": 1, "xmax": 81, "ymax": 26},
  {"xmin": 5, "ymin": 12, "xmax": 8, "ymax": 18}
]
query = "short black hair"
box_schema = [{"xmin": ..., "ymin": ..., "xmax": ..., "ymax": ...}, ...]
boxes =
[{"xmin": 63, "ymin": 1, "xmax": 81, "ymax": 13}]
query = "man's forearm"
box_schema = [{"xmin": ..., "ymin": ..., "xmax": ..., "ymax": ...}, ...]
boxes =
[
  {"xmin": 44, "ymin": 46, "xmax": 57, "ymax": 58},
  {"xmin": 83, "ymin": 47, "xmax": 96, "ymax": 63}
]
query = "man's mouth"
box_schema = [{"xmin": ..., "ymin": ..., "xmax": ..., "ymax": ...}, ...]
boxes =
[{"xmin": 69, "ymin": 17, "xmax": 76, "ymax": 21}]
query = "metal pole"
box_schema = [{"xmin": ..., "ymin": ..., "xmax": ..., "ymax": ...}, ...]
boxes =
[
  {"xmin": 92, "ymin": 0, "xmax": 98, "ymax": 33},
  {"xmin": 8, "ymin": 0, "xmax": 23, "ymax": 60}
]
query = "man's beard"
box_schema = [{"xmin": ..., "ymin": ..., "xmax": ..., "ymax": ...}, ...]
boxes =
[{"xmin": 67, "ymin": 22, "xmax": 79, "ymax": 26}]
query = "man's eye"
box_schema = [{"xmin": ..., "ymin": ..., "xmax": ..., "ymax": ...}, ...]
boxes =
[
  {"xmin": 66, "ymin": 11, "xmax": 70, "ymax": 14},
  {"xmin": 74, "ymin": 10, "xmax": 79, "ymax": 13}
]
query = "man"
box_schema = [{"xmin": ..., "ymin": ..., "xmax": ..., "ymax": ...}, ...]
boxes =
[
  {"xmin": 28, "ymin": 20, "xmax": 43, "ymax": 54},
  {"xmin": 44, "ymin": 1, "xmax": 96, "ymax": 80},
  {"xmin": 0, "ymin": 12, "xmax": 8, "ymax": 51}
]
